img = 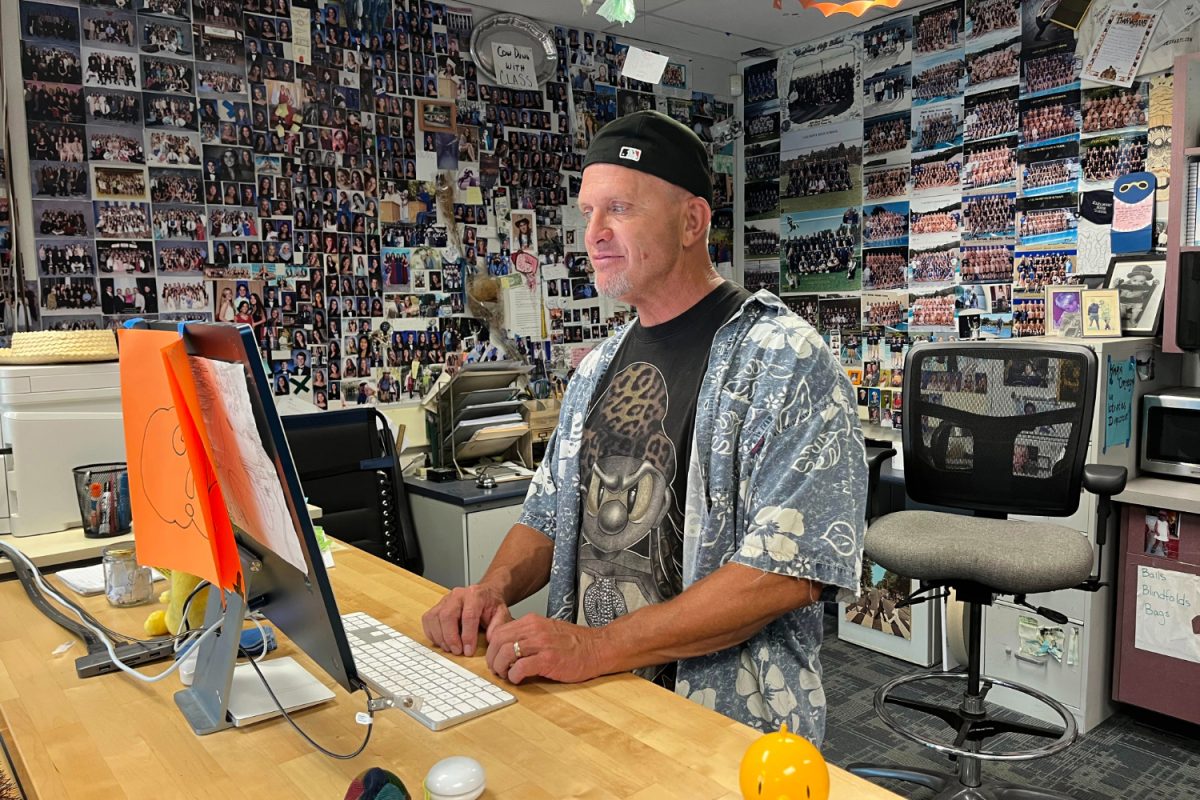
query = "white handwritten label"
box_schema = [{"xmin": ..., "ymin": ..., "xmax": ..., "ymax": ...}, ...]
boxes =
[
  {"xmin": 620, "ymin": 46, "xmax": 669, "ymax": 85},
  {"xmin": 1134, "ymin": 565, "xmax": 1200, "ymax": 665},
  {"xmin": 491, "ymin": 42, "xmax": 537, "ymax": 90}
]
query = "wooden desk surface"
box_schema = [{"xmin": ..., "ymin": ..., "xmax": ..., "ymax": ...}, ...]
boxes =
[
  {"xmin": 0, "ymin": 547, "xmax": 898, "ymax": 800},
  {"xmin": 0, "ymin": 504, "xmax": 322, "ymax": 578},
  {"xmin": 0, "ymin": 528, "xmax": 135, "ymax": 577}
]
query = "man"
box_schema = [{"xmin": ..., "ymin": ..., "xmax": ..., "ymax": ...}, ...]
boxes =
[{"xmin": 422, "ymin": 111, "xmax": 866, "ymax": 744}]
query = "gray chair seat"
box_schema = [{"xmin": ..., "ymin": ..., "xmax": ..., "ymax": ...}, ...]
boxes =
[{"xmin": 866, "ymin": 510, "xmax": 1094, "ymax": 595}]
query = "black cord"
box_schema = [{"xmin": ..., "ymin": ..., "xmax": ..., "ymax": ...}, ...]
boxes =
[
  {"xmin": 0, "ymin": 544, "xmax": 103, "ymax": 652},
  {"xmin": 178, "ymin": 580, "xmax": 212, "ymax": 634},
  {"xmin": 1, "ymin": 545, "xmax": 185, "ymax": 658},
  {"xmin": 179, "ymin": 581, "xmax": 372, "ymax": 758},
  {"xmin": 238, "ymin": 646, "xmax": 374, "ymax": 759}
]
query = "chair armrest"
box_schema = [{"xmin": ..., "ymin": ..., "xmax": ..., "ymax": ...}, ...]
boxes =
[
  {"xmin": 1076, "ymin": 464, "xmax": 1127, "ymax": 590},
  {"xmin": 1082, "ymin": 464, "xmax": 1127, "ymax": 498},
  {"xmin": 866, "ymin": 446, "xmax": 897, "ymax": 523}
]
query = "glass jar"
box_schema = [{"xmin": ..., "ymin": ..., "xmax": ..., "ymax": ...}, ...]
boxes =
[{"xmin": 102, "ymin": 544, "xmax": 153, "ymax": 607}]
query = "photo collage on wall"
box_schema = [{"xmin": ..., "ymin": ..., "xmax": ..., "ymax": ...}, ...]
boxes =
[
  {"xmin": 19, "ymin": 0, "xmax": 733, "ymax": 407},
  {"xmin": 742, "ymin": 0, "xmax": 1158, "ymax": 433},
  {"xmin": 0, "ymin": 142, "xmax": 11, "ymax": 342}
]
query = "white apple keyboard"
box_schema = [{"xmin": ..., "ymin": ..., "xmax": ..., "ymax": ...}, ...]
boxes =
[{"xmin": 341, "ymin": 611, "xmax": 515, "ymax": 730}]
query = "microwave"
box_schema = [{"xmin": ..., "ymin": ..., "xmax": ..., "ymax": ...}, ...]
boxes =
[{"xmin": 1140, "ymin": 387, "xmax": 1200, "ymax": 481}]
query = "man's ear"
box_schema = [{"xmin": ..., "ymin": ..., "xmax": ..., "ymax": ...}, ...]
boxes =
[{"xmin": 681, "ymin": 196, "xmax": 712, "ymax": 248}]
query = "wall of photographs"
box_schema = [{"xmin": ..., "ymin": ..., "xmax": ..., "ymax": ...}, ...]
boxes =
[
  {"xmin": 0, "ymin": 140, "xmax": 11, "ymax": 340},
  {"xmin": 742, "ymin": 0, "xmax": 1171, "ymax": 430},
  {"xmin": 14, "ymin": 0, "xmax": 732, "ymax": 408}
]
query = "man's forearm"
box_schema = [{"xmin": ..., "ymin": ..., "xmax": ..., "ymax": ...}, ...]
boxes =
[
  {"xmin": 593, "ymin": 562, "xmax": 822, "ymax": 674},
  {"xmin": 478, "ymin": 523, "xmax": 554, "ymax": 607}
]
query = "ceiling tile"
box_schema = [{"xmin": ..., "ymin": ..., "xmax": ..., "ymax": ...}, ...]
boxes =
[
  {"xmin": 601, "ymin": 14, "xmax": 774, "ymax": 61},
  {"xmin": 472, "ymin": 0, "xmax": 949, "ymax": 62},
  {"xmin": 652, "ymin": 0, "xmax": 856, "ymax": 49},
  {"xmin": 473, "ymin": 0, "xmax": 774, "ymax": 59}
]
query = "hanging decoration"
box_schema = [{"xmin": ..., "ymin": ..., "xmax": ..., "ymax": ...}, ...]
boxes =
[
  {"xmin": 597, "ymin": 0, "xmax": 637, "ymax": 25},
  {"xmin": 774, "ymin": 0, "xmax": 902, "ymax": 17}
]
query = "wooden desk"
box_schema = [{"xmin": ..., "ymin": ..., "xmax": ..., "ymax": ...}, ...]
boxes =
[
  {"xmin": 0, "ymin": 547, "xmax": 898, "ymax": 800},
  {"xmin": 0, "ymin": 528, "xmax": 134, "ymax": 578},
  {"xmin": 0, "ymin": 504, "xmax": 322, "ymax": 578}
]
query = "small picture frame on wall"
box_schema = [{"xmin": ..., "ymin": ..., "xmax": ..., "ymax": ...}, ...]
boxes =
[
  {"xmin": 1080, "ymin": 289, "xmax": 1122, "ymax": 337},
  {"xmin": 1045, "ymin": 285, "xmax": 1084, "ymax": 337},
  {"xmin": 1104, "ymin": 254, "xmax": 1166, "ymax": 336},
  {"xmin": 418, "ymin": 99, "xmax": 456, "ymax": 134}
]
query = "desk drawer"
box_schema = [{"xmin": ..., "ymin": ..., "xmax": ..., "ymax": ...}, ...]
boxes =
[
  {"xmin": 998, "ymin": 585, "xmax": 1088, "ymax": 625},
  {"xmin": 983, "ymin": 602, "xmax": 1083, "ymax": 725}
]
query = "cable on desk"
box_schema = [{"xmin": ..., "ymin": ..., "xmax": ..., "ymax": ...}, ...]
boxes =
[
  {"xmin": 0, "ymin": 540, "xmax": 222, "ymax": 683},
  {"xmin": 0, "ymin": 543, "xmax": 186, "ymax": 649},
  {"xmin": 183, "ymin": 581, "xmax": 372, "ymax": 759},
  {"xmin": 177, "ymin": 579, "xmax": 212, "ymax": 634},
  {"xmin": 239, "ymin": 645, "xmax": 376, "ymax": 759}
]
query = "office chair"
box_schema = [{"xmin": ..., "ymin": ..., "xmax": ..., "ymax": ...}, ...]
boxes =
[
  {"xmin": 848, "ymin": 341, "xmax": 1126, "ymax": 800},
  {"xmin": 282, "ymin": 408, "xmax": 423, "ymax": 574}
]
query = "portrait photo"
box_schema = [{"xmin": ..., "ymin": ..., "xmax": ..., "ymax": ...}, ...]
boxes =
[{"xmin": 1105, "ymin": 255, "xmax": 1165, "ymax": 336}]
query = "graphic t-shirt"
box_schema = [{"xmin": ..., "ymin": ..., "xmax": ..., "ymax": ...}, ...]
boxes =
[{"xmin": 575, "ymin": 281, "xmax": 750, "ymax": 686}]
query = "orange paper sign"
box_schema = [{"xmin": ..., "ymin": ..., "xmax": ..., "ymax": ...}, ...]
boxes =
[
  {"xmin": 162, "ymin": 339, "xmax": 243, "ymax": 596},
  {"xmin": 118, "ymin": 328, "xmax": 240, "ymax": 594}
]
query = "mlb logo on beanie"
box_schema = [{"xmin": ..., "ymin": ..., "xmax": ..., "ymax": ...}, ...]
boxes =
[{"xmin": 582, "ymin": 110, "xmax": 712, "ymax": 205}]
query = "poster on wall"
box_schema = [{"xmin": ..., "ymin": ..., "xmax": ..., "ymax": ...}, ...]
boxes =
[
  {"xmin": 1134, "ymin": 565, "xmax": 1200, "ymax": 665},
  {"xmin": 15, "ymin": 0, "xmax": 744, "ymax": 397}
]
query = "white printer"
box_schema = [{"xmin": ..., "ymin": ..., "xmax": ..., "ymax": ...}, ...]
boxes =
[{"xmin": 0, "ymin": 362, "xmax": 125, "ymax": 536}]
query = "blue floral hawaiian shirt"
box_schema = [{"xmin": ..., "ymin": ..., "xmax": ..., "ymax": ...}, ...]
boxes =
[{"xmin": 518, "ymin": 290, "xmax": 867, "ymax": 744}]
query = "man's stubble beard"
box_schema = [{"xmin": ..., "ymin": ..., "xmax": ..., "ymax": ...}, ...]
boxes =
[{"xmin": 594, "ymin": 269, "xmax": 632, "ymax": 300}]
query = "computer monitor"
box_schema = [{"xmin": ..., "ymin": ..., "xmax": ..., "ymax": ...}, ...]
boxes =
[{"xmin": 155, "ymin": 321, "xmax": 362, "ymax": 734}]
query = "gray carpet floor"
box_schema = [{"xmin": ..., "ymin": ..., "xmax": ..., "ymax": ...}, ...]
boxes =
[{"xmin": 820, "ymin": 615, "xmax": 1200, "ymax": 799}]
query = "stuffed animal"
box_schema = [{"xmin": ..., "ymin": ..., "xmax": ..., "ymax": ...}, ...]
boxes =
[{"xmin": 143, "ymin": 568, "xmax": 208, "ymax": 636}]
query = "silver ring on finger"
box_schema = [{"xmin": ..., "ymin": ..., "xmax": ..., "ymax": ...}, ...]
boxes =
[{"xmin": 512, "ymin": 640, "xmax": 522, "ymax": 659}]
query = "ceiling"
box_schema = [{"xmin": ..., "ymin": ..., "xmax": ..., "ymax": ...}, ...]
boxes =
[{"xmin": 474, "ymin": 0, "xmax": 943, "ymax": 63}]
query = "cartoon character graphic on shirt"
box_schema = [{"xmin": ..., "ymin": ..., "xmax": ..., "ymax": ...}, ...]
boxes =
[{"xmin": 578, "ymin": 363, "xmax": 681, "ymax": 679}]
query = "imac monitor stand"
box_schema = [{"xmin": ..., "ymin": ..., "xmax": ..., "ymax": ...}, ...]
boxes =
[{"xmin": 146, "ymin": 322, "xmax": 360, "ymax": 735}]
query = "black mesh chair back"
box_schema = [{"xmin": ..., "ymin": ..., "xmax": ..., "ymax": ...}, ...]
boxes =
[
  {"xmin": 902, "ymin": 341, "xmax": 1097, "ymax": 517},
  {"xmin": 282, "ymin": 407, "xmax": 423, "ymax": 574}
]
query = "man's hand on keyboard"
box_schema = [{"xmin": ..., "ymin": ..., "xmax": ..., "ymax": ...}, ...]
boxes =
[
  {"xmin": 422, "ymin": 584, "xmax": 513, "ymax": 657},
  {"xmin": 485, "ymin": 615, "xmax": 604, "ymax": 685}
]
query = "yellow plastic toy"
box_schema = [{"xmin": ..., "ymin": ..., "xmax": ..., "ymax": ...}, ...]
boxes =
[
  {"xmin": 739, "ymin": 723, "xmax": 830, "ymax": 800},
  {"xmin": 143, "ymin": 568, "xmax": 208, "ymax": 636}
]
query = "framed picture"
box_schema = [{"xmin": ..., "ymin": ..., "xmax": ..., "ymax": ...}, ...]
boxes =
[
  {"xmin": 1081, "ymin": 288, "xmax": 1122, "ymax": 337},
  {"xmin": 418, "ymin": 99, "xmax": 456, "ymax": 134},
  {"xmin": 661, "ymin": 61, "xmax": 688, "ymax": 90},
  {"xmin": 839, "ymin": 563, "xmax": 940, "ymax": 667},
  {"xmin": 1045, "ymin": 286, "xmax": 1084, "ymax": 337},
  {"xmin": 1104, "ymin": 254, "xmax": 1166, "ymax": 335}
]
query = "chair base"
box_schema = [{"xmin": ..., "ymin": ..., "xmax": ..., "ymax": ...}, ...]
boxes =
[
  {"xmin": 873, "ymin": 671, "xmax": 1077, "ymax": 761},
  {"xmin": 847, "ymin": 765, "xmax": 1077, "ymax": 800}
]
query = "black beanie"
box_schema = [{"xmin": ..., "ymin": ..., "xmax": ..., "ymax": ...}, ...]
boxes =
[{"xmin": 582, "ymin": 110, "xmax": 712, "ymax": 206}]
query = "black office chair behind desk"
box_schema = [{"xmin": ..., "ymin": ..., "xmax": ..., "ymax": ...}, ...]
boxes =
[
  {"xmin": 849, "ymin": 341, "xmax": 1127, "ymax": 800},
  {"xmin": 282, "ymin": 408, "xmax": 423, "ymax": 574}
]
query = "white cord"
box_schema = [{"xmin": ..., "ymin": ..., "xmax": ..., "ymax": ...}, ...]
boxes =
[{"xmin": 1, "ymin": 541, "xmax": 223, "ymax": 683}]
